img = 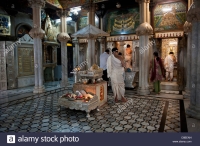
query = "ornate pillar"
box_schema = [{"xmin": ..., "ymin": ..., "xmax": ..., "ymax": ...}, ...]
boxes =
[
  {"xmin": 134, "ymin": 47, "xmax": 139, "ymax": 71},
  {"xmin": 57, "ymin": 9, "xmax": 70, "ymax": 87},
  {"xmin": 84, "ymin": 1, "xmax": 96, "ymax": 67},
  {"xmin": 186, "ymin": 0, "xmax": 200, "ymax": 119},
  {"xmin": 136, "ymin": 0, "xmax": 153, "ymax": 95},
  {"xmin": 0, "ymin": 42, "xmax": 7, "ymax": 91},
  {"xmin": 28, "ymin": 0, "xmax": 45, "ymax": 93},
  {"xmin": 183, "ymin": 22, "xmax": 192, "ymax": 98}
]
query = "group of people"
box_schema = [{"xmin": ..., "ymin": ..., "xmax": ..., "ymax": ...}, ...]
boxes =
[{"xmin": 100, "ymin": 46, "xmax": 177, "ymax": 102}]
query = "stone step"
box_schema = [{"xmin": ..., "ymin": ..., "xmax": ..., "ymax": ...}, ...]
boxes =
[{"xmin": 160, "ymin": 81, "xmax": 179, "ymax": 91}]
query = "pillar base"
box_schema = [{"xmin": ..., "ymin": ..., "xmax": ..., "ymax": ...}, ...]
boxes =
[
  {"xmin": 183, "ymin": 90, "xmax": 190, "ymax": 98},
  {"xmin": 137, "ymin": 88, "xmax": 150, "ymax": 95},
  {"xmin": 186, "ymin": 104, "xmax": 200, "ymax": 120},
  {"xmin": 33, "ymin": 85, "xmax": 45, "ymax": 94}
]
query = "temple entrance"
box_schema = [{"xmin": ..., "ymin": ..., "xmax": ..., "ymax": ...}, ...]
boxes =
[{"xmin": 160, "ymin": 38, "xmax": 179, "ymax": 92}]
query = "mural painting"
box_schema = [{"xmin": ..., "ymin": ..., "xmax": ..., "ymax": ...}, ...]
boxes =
[
  {"xmin": 104, "ymin": 8, "xmax": 139, "ymax": 35},
  {"xmin": 78, "ymin": 15, "xmax": 99, "ymax": 30},
  {"xmin": 0, "ymin": 14, "xmax": 10, "ymax": 36},
  {"xmin": 154, "ymin": 2, "xmax": 186, "ymax": 32}
]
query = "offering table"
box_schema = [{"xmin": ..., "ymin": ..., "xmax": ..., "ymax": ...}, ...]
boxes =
[{"xmin": 73, "ymin": 81, "xmax": 107, "ymax": 107}]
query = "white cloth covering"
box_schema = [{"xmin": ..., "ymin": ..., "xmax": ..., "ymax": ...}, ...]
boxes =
[{"xmin": 107, "ymin": 54, "xmax": 125, "ymax": 100}]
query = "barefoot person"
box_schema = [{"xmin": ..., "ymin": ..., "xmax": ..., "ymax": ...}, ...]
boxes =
[
  {"xmin": 164, "ymin": 52, "xmax": 176, "ymax": 81},
  {"xmin": 107, "ymin": 48, "xmax": 127, "ymax": 103},
  {"xmin": 150, "ymin": 52, "xmax": 165, "ymax": 95}
]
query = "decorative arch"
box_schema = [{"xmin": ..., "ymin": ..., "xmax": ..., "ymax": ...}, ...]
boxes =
[{"xmin": 15, "ymin": 23, "xmax": 32, "ymax": 38}]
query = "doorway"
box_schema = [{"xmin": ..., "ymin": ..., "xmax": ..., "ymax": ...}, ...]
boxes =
[{"xmin": 160, "ymin": 38, "xmax": 178, "ymax": 92}]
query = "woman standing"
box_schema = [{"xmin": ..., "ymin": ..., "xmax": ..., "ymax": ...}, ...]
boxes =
[{"xmin": 150, "ymin": 52, "xmax": 165, "ymax": 94}]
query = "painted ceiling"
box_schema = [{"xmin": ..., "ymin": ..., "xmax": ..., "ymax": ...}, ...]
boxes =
[
  {"xmin": 46, "ymin": 0, "xmax": 108, "ymax": 9},
  {"xmin": 46, "ymin": 0, "xmax": 62, "ymax": 8}
]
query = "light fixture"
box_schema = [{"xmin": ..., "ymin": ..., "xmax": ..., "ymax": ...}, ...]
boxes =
[
  {"xmin": 116, "ymin": 2, "xmax": 121, "ymax": 8},
  {"xmin": 162, "ymin": 8, "xmax": 172, "ymax": 12}
]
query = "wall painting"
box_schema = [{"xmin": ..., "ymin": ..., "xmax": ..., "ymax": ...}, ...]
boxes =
[
  {"xmin": 154, "ymin": 2, "xmax": 186, "ymax": 32},
  {"xmin": 0, "ymin": 14, "xmax": 11, "ymax": 36},
  {"xmin": 104, "ymin": 8, "xmax": 139, "ymax": 36}
]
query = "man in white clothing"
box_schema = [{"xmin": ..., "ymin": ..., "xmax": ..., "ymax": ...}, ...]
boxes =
[
  {"xmin": 100, "ymin": 49, "xmax": 110, "ymax": 81},
  {"xmin": 164, "ymin": 52, "xmax": 176, "ymax": 81},
  {"xmin": 107, "ymin": 48, "xmax": 127, "ymax": 103}
]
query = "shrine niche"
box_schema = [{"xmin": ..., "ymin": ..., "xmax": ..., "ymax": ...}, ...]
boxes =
[
  {"xmin": 0, "ymin": 14, "xmax": 10, "ymax": 36},
  {"xmin": 16, "ymin": 24, "xmax": 31, "ymax": 38},
  {"xmin": 104, "ymin": 8, "xmax": 139, "ymax": 35},
  {"xmin": 154, "ymin": 2, "xmax": 186, "ymax": 32},
  {"xmin": 161, "ymin": 38, "xmax": 178, "ymax": 60}
]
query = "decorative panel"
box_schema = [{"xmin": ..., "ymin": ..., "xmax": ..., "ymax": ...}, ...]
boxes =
[
  {"xmin": 78, "ymin": 15, "xmax": 99, "ymax": 30},
  {"xmin": 154, "ymin": 2, "xmax": 186, "ymax": 32},
  {"xmin": 0, "ymin": 41, "xmax": 7, "ymax": 90},
  {"xmin": 6, "ymin": 42, "xmax": 16, "ymax": 89},
  {"xmin": 104, "ymin": 8, "xmax": 139, "ymax": 35},
  {"xmin": 0, "ymin": 14, "xmax": 11, "ymax": 36},
  {"xmin": 18, "ymin": 48, "xmax": 34, "ymax": 76}
]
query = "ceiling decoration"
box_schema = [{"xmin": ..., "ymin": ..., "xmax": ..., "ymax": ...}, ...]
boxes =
[
  {"xmin": 58, "ymin": 0, "xmax": 90, "ymax": 9},
  {"xmin": 46, "ymin": 0, "xmax": 62, "ymax": 9}
]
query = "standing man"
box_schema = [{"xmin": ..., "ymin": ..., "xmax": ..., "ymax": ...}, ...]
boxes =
[
  {"xmin": 164, "ymin": 52, "xmax": 176, "ymax": 82},
  {"xmin": 107, "ymin": 48, "xmax": 127, "ymax": 103},
  {"xmin": 100, "ymin": 49, "xmax": 110, "ymax": 81}
]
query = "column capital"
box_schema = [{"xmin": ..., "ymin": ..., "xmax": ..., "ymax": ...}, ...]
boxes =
[
  {"xmin": 56, "ymin": 9, "xmax": 70, "ymax": 18},
  {"xmin": 28, "ymin": 0, "xmax": 45, "ymax": 8},
  {"xmin": 72, "ymin": 39, "xmax": 79, "ymax": 44},
  {"xmin": 58, "ymin": 32, "xmax": 70, "ymax": 42},
  {"xmin": 29, "ymin": 25, "xmax": 45, "ymax": 39},
  {"xmin": 183, "ymin": 21, "xmax": 192, "ymax": 33},
  {"xmin": 135, "ymin": 0, "xmax": 150, "ymax": 4},
  {"xmin": 97, "ymin": 37, "xmax": 105, "ymax": 43},
  {"xmin": 187, "ymin": 2, "xmax": 200, "ymax": 22},
  {"xmin": 136, "ymin": 22, "xmax": 153, "ymax": 36}
]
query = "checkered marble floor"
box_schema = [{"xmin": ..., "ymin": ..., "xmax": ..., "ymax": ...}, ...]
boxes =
[{"xmin": 0, "ymin": 87, "xmax": 184, "ymax": 133}]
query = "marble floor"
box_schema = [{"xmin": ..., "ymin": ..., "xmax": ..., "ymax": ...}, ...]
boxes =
[{"xmin": 0, "ymin": 84, "xmax": 186, "ymax": 133}]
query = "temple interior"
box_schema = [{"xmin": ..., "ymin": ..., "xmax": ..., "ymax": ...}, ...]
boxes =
[{"xmin": 0, "ymin": 0, "xmax": 200, "ymax": 133}]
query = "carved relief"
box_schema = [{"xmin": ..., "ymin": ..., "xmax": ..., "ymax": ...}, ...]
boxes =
[{"xmin": 136, "ymin": 22, "xmax": 153, "ymax": 36}]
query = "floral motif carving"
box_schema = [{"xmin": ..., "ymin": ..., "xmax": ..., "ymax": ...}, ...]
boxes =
[
  {"xmin": 136, "ymin": 22, "xmax": 153, "ymax": 36},
  {"xmin": 183, "ymin": 21, "xmax": 192, "ymax": 33}
]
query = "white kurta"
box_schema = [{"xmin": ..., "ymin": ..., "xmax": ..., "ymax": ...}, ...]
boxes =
[
  {"xmin": 107, "ymin": 54, "xmax": 125, "ymax": 100},
  {"xmin": 164, "ymin": 55, "xmax": 174, "ymax": 73}
]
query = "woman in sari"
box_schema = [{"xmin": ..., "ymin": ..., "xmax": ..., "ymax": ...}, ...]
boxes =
[
  {"xmin": 150, "ymin": 52, "xmax": 165, "ymax": 95},
  {"xmin": 107, "ymin": 48, "xmax": 127, "ymax": 103}
]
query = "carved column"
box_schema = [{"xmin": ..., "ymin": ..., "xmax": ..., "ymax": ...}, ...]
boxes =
[
  {"xmin": 0, "ymin": 42, "xmax": 7, "ymax": 91},
  {"xmin": 57, "ymin": 9, "xmax": 70, "ymax": 87},
  {"xmin": 84, "ymin": 1, "xmax": 96, "ymax": 67},
  {"xmin": 28, "ymin": 0, "xmax": 45, "ymax": 93},
  {"xmin": 136, "ymin": 0, "xmax": 152, "ymax": 95},
  {"xmin": 186, "ymin": 0, "xmax": 200, "ymax": 119},
  {"xmin": 183, "ymin": 22, "xmax": 192, "ymax": 98}
]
